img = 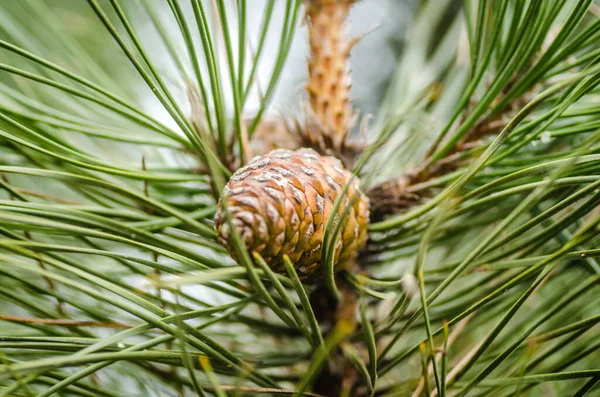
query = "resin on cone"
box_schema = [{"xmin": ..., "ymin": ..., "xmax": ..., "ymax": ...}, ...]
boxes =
[{"xmin": 214, "ymin": 148, "xmax": 369, "ymax": 279}]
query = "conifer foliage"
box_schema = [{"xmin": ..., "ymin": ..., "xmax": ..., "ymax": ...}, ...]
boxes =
[{"xmin": 1, "ymin": 1, "xmax": 600, "ymax": 396}]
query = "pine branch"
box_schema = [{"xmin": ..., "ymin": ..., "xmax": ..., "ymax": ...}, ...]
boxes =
[{"xmin": 1, "ymin": 1, "xmax": 600, "ymax": 396}]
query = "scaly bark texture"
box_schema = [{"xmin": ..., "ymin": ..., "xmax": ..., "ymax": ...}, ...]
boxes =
[
  {"xmin": 300, "ymin": 0, "xmax": 361, "ymax": 166},
  {"xmin": 214, "ymin": 148, "xmax": 369, "ymax": 279}
]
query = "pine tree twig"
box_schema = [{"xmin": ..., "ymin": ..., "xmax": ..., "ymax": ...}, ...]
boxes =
[
  {"xmin": 311, "ymin": 274, "xmax": 360, "ymax": 396},
  {"xmin": 367, "ymin": 81, "xmax": 540, "ymax": 221}
]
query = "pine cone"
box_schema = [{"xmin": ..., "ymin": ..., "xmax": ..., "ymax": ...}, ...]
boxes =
[{"xmin": 214, "ymin": 148, "xmax": 369, "ymax": 279}]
